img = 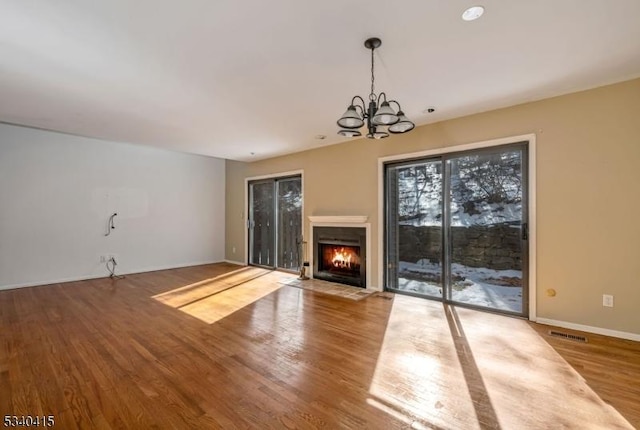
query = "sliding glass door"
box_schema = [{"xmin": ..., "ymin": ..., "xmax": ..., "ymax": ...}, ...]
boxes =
[
  {"xmin": 276, "ymin": 177, "xmax": 302, "ymax": 270},
  {"xmin": 249, "ymin": 176, "xmax": 302, "ymax": 271},
  {"xmin": 447, "ymin": 150, "xmax": 527, "ymax": 313},
  {"xmin": 385, "ymin": 143, "xmax": 528, "ymax": 316},
  {"xmin": 386, "ymin": 159, "xmax": 444, "ymax": 299},
  {"xmin": 249, "ymin": 181, "xmax": 275, "ymax": 267}
]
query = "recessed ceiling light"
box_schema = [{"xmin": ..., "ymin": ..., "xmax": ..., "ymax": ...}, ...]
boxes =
[{"xmin": 462, "ymin": 6, "xmax": 484, "ymax": 21}]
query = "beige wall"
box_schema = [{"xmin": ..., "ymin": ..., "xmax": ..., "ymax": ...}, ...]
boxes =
[{"xmin": 226, "ymin": 78, "xmax": 640, "ymax": 335}]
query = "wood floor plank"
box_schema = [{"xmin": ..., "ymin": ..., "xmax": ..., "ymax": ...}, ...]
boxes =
[{"xmin": 0, "ymin": 262, "xmax": 638, "ymax": 429}]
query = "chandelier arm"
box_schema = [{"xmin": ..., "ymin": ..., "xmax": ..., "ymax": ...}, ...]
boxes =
[
  {"xmin": 388, "ymin": 100, "xmax": 402, "ymax": 111},
  {"xmin": 351, "ymin": 95, "xmax": 366, "ymax": 111}
]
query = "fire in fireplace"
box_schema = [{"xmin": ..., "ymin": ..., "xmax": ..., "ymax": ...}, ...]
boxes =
[
  {"xmin": 319, "ymin": 245, "xmax": 361, "ymax": 274},
  {"xmin": 313, "ymin": 226, "xmax": 366, "ymax": 288}
]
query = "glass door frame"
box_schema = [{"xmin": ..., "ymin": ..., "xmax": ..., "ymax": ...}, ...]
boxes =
[
  {"xmin": 383, "ymin": 141, "xmax": 530, "ymax": 318},
  {"xmin": 246, "ymin": 172, "xmax": 303, "ymax": 272}
]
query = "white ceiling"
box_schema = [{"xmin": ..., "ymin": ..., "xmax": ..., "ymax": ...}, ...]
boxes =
[{"xmin": 1, "ymin": 1, "xmax": 640, "ymax": 161}]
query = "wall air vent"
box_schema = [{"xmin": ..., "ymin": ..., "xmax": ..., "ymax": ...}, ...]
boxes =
[{"xmin": 548, "ymin": 330, "xmax": 588, "ymax": 343}]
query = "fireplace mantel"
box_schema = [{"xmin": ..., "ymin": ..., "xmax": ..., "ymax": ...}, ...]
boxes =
[{"xmin": 308, "ymin": 215, "xmax": 368, "ymax": 224}]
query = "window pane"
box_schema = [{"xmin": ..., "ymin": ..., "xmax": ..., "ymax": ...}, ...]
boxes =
[
  {"xmin": 250, "ymin": 182, "xmax": 275, "ymax": 266},
  {"xmin": 277, "ymin": 178, "xmax": 302, "ymax": 270},
  {"xmin": 387, "ymin": 160, "xmax": 443, "ymax": 297},
  {"xmin": 448, "ymin": 150, "xmax": 524, "ymax": 313}
]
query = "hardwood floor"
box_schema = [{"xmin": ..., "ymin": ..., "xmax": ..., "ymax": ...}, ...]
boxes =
[{"xmin": 1, "ymin": 263, "xmax": 638, "ymax": 429}]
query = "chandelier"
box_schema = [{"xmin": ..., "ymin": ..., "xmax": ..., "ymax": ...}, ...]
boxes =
[{"xmin": 337, "ymin": 37, "xmax": 415, "ymax": 139}]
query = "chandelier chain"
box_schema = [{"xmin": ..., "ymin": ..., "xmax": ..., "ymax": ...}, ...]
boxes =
[{"xmin": 370, "ymin": 47, "xmax": 375, "ymax": 101}]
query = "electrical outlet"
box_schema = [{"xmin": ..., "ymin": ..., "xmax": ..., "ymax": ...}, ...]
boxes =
[
  {"xmin": 232, "ymin": 246, "xmax": 236, "ymax": 254},
  {"xmin": 100, "ymin": 255, "xmax": 107, "ymax": 263},
  {"xmin": 602, "ymin": 294, "xmax": 614, "ymax": 307}
]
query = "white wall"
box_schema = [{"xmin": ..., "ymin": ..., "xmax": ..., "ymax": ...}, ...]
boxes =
[{"xmin": 0, "ymin": 123, "xmax": 225, "ymax": 289}]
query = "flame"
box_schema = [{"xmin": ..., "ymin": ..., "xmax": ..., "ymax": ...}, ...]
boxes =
[{"xmin": 332, "ymin": 247, "xmax": 354, "ymax": 269}]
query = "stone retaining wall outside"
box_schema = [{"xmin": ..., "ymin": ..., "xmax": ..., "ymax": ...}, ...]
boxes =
[{"xmin": 398, "ymin": 224, "xmax": 522, "ymax": 270}]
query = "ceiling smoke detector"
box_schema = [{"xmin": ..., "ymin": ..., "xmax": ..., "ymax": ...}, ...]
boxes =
[{"xmin": 462, "ymin": 6, "xmax": 484, "ymax": 21}]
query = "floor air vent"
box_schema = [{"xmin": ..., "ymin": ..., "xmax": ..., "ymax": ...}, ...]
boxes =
[{"xmin": 548, "ymin": 330, "xmax": 588, "ymax": 343}]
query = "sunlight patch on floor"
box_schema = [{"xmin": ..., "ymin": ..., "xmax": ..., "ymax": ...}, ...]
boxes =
[
  {"xmin": 370, "ymin": 296, "xmax": 477, "ymax": 429},
  {"xmin": 179, "ymin": 272, "xmax": 285, "ymax": 324},
  {"xmin": 152, "ymin": 267, "xmax": 291, "ymax": 324},
  {"xmin": 369, "ymin": 295, "xmax": 634, "ymax": 429},
  {"xmin": 153, "ymin": 266, "xmax": 270, "ymax": 307},
  {"xmin": 153, "ymin": 267, "xmax": 270, "ymax": 308}
]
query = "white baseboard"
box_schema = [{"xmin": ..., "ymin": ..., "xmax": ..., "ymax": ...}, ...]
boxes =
[
  {"xmin": 536, "ymin": 317, "xmax": 640, "ymax": 342},
  {"xmin": 0, "ymin": 273, "xmax": 106, "ymax": 291},
  {"xmin": 0, "ymin": 259, "xmax": 226, "ymax": 291},
  {"xmin": 224, "ymin": 259, "xmax": 246, "ymax": 266},
  {"xmin": 119, "ymin": 260, "xmax": 224, "ymax": 277}
]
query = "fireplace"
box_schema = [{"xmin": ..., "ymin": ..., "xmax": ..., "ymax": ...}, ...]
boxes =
[{"xmin": 313, "ymin": 226, "xmax": 366, "ymax": 287}]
